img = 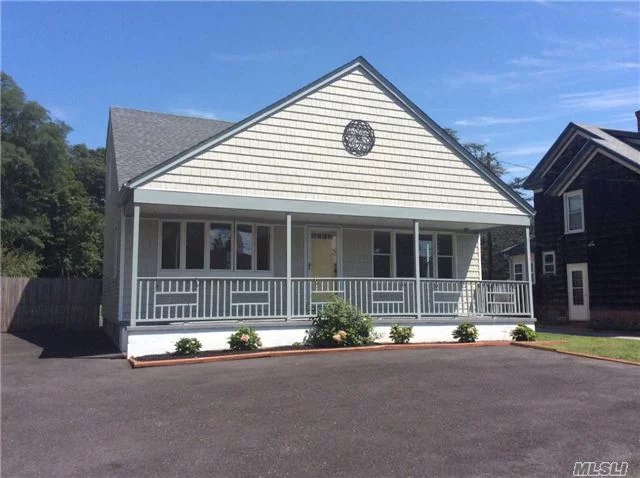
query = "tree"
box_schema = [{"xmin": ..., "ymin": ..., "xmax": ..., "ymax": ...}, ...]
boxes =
[
  {"xmin": 1, "ymin": 72, "xmax": 104, "ymax": 277},
  {"xmin": 447, "ymin": 128, "xmax": 529, "ymax": 279}
]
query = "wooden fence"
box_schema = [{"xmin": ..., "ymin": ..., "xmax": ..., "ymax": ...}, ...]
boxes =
[{"xmin": 1, "ymin": 277, "xmax": 101, "ymax": 332}]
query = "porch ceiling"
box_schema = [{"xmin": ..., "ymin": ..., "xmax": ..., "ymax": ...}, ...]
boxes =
[{"xmin": 137, "ymin": 203, "xmax": 521, "ymax": 232}]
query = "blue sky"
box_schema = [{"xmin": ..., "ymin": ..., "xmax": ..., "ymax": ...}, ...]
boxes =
[{"xmin": 2, "ymin": 2, "xmax": 639, "ymax": 180}]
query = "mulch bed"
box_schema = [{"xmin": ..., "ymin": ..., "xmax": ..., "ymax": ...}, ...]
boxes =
[
  {"xmin": 129, "ymin": 341, "xmax": 513, "ymax": 368},
  {"xmin": 136, "ymin": 345, "xmax": 314, "ymax": 362}
]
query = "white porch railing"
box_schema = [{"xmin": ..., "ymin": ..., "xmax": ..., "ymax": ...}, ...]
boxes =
[{"xmin": 134, "ymin": 277, "xmax": 531, "ymax": 323}]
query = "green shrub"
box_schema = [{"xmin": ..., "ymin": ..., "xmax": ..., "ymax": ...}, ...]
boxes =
[
  {"xmin": 389, "ymin": 324, "xmax": 414, "ymax": 344},
  {"xmin": 510, "ymin": 323, "xmax": 537, "ymax": 341},
  {"xmin": 305, "ymin": 297, "xmax": 376, "ymax": 347},
  {"xmin": 174, "ymin": 337, "xmax": 202, "ymax": 355},
  {"xmin": 452, "ymin": 322, "xmax": 479, "ymax": 343},
  {"xmin": 228, "ymin": 326, "xmax": 262, "ymax": 351}
]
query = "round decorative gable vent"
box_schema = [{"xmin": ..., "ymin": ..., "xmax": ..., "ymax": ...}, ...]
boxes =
[{"xmin": 342, "ymin": 120, "xmax": 375, "ymax": 157}]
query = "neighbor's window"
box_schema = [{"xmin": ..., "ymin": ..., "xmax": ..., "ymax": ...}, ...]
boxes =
[
  {"xmin": 161, "ymin": 221, "xmax": 181, "ymax": 269},
  {"xmin": 542, "ymin": 251, "xmax": 556, "ymax": 275},
  {"xmin": 419, "ymin": 234, "xmax": 434, "ymax": 278},
  {"xmin": 373, "ymin": 232, "xmax": 392, "ymax": 277},
  {"xmin": 513, "ymin": 263, "xmax": 524, "ymax": 281},
  {"xmin": 209, "ymin": 223, "xmax": 232, "ymax": 270},
  {"xmin": 185, "ymin": 222, "xmax": 205, "ymax": 269},
  {"xmin": 256, "ymin": 226, "xmax": 271, "ymax": 271},
  {"xmin": 564, "ymin": 190, "xmax": 584, "ymax": 234},
  {"xmin": 437, "ymin": 234, "xmax": 454, "ymax": 279}
]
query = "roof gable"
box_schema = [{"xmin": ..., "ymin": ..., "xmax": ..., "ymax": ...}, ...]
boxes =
[
  {"xmin": 125, "ymin": 57, "xmax": 532, "ymax": 216},
  {"xmin": 525, "ymin": 122, "xmax": 640, "ymax": 195}
]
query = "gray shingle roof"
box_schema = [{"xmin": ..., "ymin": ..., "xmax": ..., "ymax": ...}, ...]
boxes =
[
  {"xmin": 109, "ymin": 107, "xmax": 233, "ymax": 187},
  {"xmin": 576, "ymin": 124, "xmax": 640, "ymax": 168}
]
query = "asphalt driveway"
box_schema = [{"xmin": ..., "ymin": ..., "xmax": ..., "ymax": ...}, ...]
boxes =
[{"xmin": 2, "ymin": 332, "xmax": 639, "ymax": 478}]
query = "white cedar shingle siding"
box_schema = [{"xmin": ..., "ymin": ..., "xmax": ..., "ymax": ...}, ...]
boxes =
[
  {"xmin": 456, "ymin": 234, "xmax": 481, "ymax": 281},
  {"xmin": 140, "ymin": 70, "xmax": 523, "ymax": 215}
]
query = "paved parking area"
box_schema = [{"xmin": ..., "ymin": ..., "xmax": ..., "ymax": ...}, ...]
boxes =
[{"xmin": 2, "ymin": 332, "xmax": 639, "ymax": 478}]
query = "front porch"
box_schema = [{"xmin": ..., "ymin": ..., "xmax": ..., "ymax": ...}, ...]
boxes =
[
  {"xmin": 133, "ymin": 277, "xmax": 531, "ymax": 324},
  {"xmin": 107, "ymin": 189, "xmax": 535, "ymax": 356}
]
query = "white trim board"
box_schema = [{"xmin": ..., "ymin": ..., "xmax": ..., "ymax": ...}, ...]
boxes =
[{"xmin": 133, "ymin": 189, "xmax": 532, "ymax": 227}]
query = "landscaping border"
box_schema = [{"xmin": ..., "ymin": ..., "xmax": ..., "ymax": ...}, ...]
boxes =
[
  {"xmin": 511, "ymin": 341, "xmax": 640, "ymax": 366},
  {"xmin": 129, "ymin": 341, "xmax": 511, "ymax": 368}
]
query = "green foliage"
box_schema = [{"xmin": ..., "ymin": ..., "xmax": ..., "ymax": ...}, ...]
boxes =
[
  {"xmin": 446, "ymin": 128, "xmax": 531, "ymax": 280},
  {"xmin": 1, "ymin": 72, "xmax": 104, "ymax": 277},
  {"xmin": 174, "ymin": 337, "xmax": 202, "ymax": 355},
  {"xmin": 389, "ymin": 324, "xmax": 414, "ymax": 344},
  {"xmin": 452, "ymin": 322, "xmax": 479, "ymax": 343},
  {"xmin": 305, "ymin": 297, "xmax": 376, "ymax": 347},
  {"xmin": 0, "ymin": 247, "xmax": 42, "ymax": 277},
  {"xmin": 510, "ymin": 323, "xmax": 537, "ymax": 342},
  {"xmin": 228, "ymin": 326, "xmax": 262, "ymax": 351}
]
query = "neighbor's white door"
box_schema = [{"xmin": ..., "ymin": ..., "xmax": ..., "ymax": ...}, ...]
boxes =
[{"xmin": 567, "ymin": 263, "xmax": 590, "ymax": 321}]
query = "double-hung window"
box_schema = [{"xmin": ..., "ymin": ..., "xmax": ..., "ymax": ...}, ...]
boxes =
[
  {"xmin": 513, "ymin": 263, "xmax": 524, "ymax": 281},
  {"xmin": 160, "ymin": 221, "xmax": 271, "ymax": 272},
  {"xmin": 210, "ymin": 223, "xmax": 232, "ymax": 270},
  {"xmin": 161, "ymin": 221, "xmax": 181, "ymax": 270},
  {"xmin": 542, "ymin": 251, "xmax": 556, "ymax": 275},
  {"xmin": 436, "ymin": 235, "xmax": 454, "ymax": 279},
  {"xmin": 372, "ymin": 231, "xmax": 452, "ymax": 279},
  {"xmin": 564, "ymin": 190, "xmax": 584, "ymax": 234},
  {"xmin": 373, "ymin": 232, "xmax": 392, "ymax": 277}
]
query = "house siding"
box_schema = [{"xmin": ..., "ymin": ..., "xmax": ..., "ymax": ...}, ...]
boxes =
[
  {"xmin": 101, "ymin": 130, "xmax": 121, "ymax": 327},
  {"xmin": 140, "ymin": 70, "xmax": 524, "ymax": 216},
  {"xmin": 456, "ymin": 234, "xmax": 481, "ymax": 281},
  {"xmin": 534, "ymin": 152, "xmax": 640, "ymax": 324}
]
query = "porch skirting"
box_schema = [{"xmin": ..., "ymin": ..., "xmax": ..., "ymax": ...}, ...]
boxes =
[{"xmin": 117, "ymin": 318, "xmax": 536, "ymax": 358}]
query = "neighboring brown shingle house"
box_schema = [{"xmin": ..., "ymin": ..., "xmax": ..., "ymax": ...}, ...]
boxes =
[{"xmin": 523, "ymin": 112, "xmax": 640, "ymax": 330}]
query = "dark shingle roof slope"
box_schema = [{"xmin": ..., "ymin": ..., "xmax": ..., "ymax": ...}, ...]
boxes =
[{"xmin": 109, "ymin": 107, "xmax": 233, "ymax": 187}]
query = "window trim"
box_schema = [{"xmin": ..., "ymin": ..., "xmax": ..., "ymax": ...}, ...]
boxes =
[
  {"xmin": 542, "ymin": 251, "xmax": 556, "ymax": 276},
  {"xmin": 371, "ymin": 230, "xmax": 456, "ymax": 279},
  {"xmin": 513, "ymin": 262, "xmax": 524, "ymax": 282},
  {"xmin": 513, "ymin": 259, "xmax": 535, "ymax": 284},
  {"xmin": 563, "ymin": 189, "xmax": 585, "ymax": 234},
  {"xmin": 157, "ymin": 220, "xmax": 273, "ymax": 274}
]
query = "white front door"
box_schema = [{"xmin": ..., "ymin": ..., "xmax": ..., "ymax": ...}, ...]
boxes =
[{"xmin": 567, "ymin": 263, "xmax": 590, "ymax": 321}]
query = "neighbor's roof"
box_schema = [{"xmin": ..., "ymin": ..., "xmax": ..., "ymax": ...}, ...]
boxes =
[
  {"xmin": 109, "ymin": 107, "xmax": 233, "ymax": 187},
  {"xmin": 501, "ymin": 239, "xmax": 534, "ymax": 257},
  {"xmin": 576, "ymin": 124, "xmax": 640, "ymax": 165},
  {"xmin": 524, "ymin": 122, "xmax": 640, "ymax": 191}
]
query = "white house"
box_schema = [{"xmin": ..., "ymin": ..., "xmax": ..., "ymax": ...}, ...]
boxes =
[{"xmin": 102, "ymin": 57, "xmax": 535, "ymax": 357}]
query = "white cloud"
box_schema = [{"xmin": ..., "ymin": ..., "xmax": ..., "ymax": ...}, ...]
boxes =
[
  {"xmin": 612, "ymin": 7, "xmax": 640, "ymax": 18},
  {"xmin": 454, "ymin": 116, "xmax": 546, "ymax": 127},
  {"xmin": 48, "ymin": 106, "xmax": 70, "ymax": 121},
  {"xmin": 557, "ymin": 87, "xmax": 640, "ymax": 111},
  {"xmin": 212, "ymin": 49, "xmax": 305, "ymax": 63},
  {"xmin": 170, "ymin": 108, "xmax": 219, "ymax": 119},
  {"xmin": 510, "ymin": 56, "xmax": 550, "ymax": 67}
]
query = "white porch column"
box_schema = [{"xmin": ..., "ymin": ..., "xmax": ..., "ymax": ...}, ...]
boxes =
[
  {"xmin": 525, "ymin": 226, "xmax": 535, "ymax": 318},
  {"xmin": 286, "ymin": 213, "xmax": 292, "ymax": 321},
  {"xmin": 118, "ymin": 208, "xmax": 126, "ymax": 321},
  {"xmin": 129, "ymin": 205, "xmax": 140, "ymax": 327},
  {"xmin": 414, "ymin": 220, "xmax": 422, "ymax": 319}
]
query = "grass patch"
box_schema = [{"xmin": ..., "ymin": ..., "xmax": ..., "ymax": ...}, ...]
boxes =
[{"xmin": 536, "ymin": 332, "xmax": 640, "ymax": 363}]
